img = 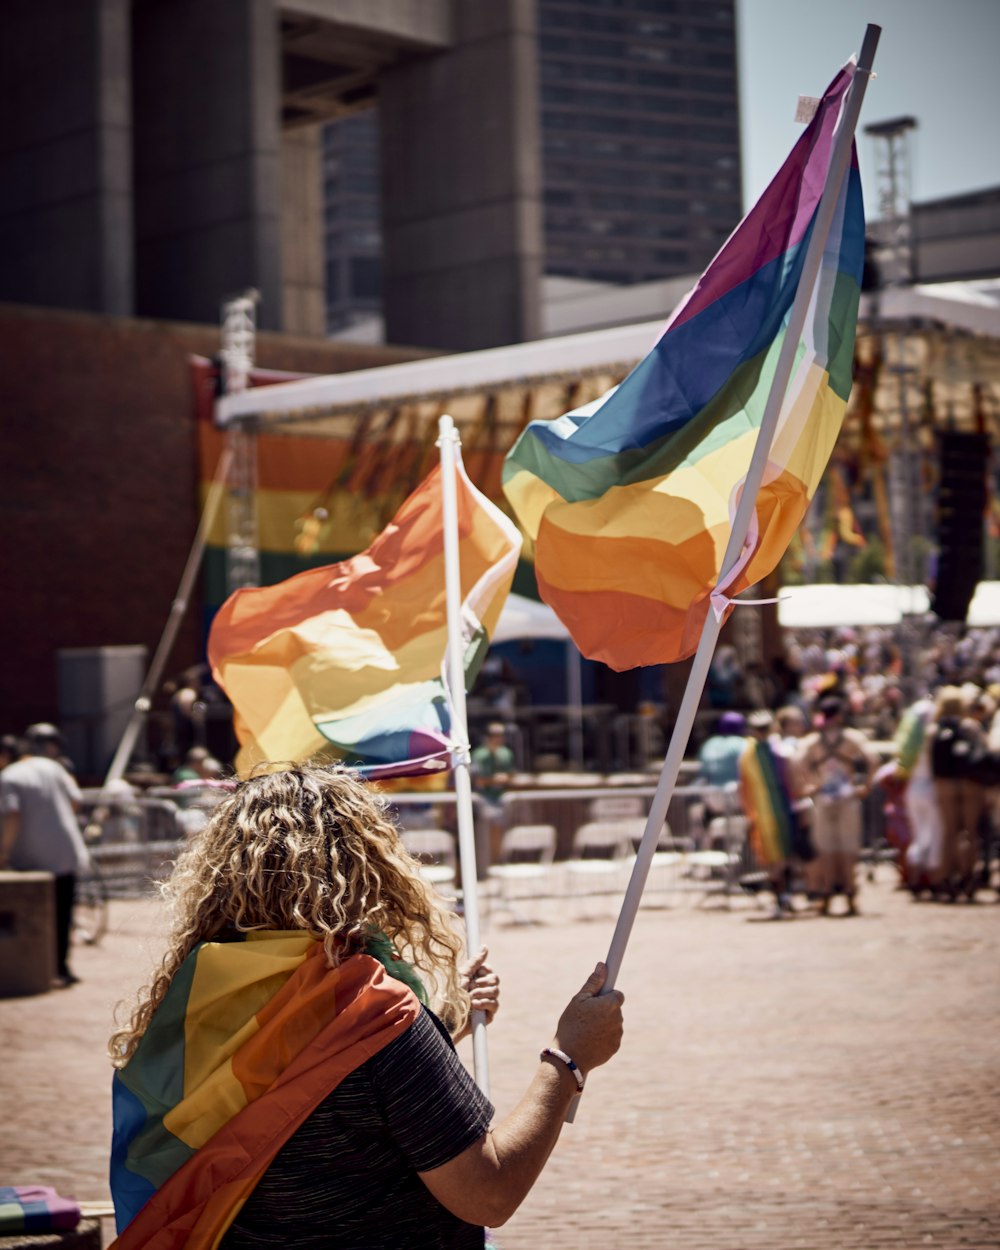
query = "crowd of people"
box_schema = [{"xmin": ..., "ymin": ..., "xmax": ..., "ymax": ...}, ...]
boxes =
[
  {"xmin": 697, "ymin": 624, "xmax": 1000, "ymax": 918},
  {"xmin": 6, "ymin": 623, "xmax": 1000, "ymax": 1244}
]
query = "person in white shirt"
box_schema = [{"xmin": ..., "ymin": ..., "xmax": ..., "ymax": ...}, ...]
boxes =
[{"xmin": 0, "ymin": 724, "xmax": 87, "ymax": 986}]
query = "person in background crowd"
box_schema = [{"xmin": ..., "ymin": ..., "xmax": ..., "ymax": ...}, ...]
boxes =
[
  {"xmin": 166, "ymin": 666, "xmax": 205, "ymax": 760},
  {"xmin": 796, "ymin": 695, "xmax": 876, "ymax": 916},
  {"xmin": 696, "ymin": 711, "xmax": 746, "ymax": 793},
  {"xmin": 929, "ymin": 685, "xmax": 986, "ymax": 902},
  {"xmin": 891, "ymin": 694, "xmax": 944, "ymax": 895},
  {"xmin": 774, "ymin": 705, "xmax": 809, "ymax": 757},
  {"xmin": 108, "ymin": 766, "xmax": 624, "ymax": 1249},
  {"xmin": 471, "ymin": 722, "xmax": 515, "ymax": 871},
  {"xmin": 0, "ymin": 723, "xmax": 88, "ymax": 986},
  {"xmin": 20, "ymin": 720, "xmax": 77, "ymax": 776},
  {"xmin": 707, "ymin": 644, "xmax": 742, "ymax": 709},
  {"xmin": 172, "ymin": 746, "xmax": 223, "ymax": 786},
  {"xmin": 741, "ymin": 711, "xmax": 808, "ymax": 918},
  {"xmin": 0, "ymin": 734, "xmax": 20, "ymax": 771},
  {"xmin": 694, "ymin": 711, "xmax": 747, "ymax": 843}
]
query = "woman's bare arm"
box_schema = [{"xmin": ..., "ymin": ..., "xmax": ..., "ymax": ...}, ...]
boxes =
[{"xmin": 418, "ymin": 962, "xmax": 624, "ymax": 1227}]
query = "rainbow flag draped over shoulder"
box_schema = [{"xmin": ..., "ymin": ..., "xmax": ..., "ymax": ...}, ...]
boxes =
[
  {"xmin": 110, "ymin": 934, "xmax": 419, "ymax": 1250},
  {"xmin": 503, "ymin": 63, "xmax": 865, "ymax": 669},
  {"xmin": 208, "ymin": 460, "xmax": 521, "ymax": 776}
]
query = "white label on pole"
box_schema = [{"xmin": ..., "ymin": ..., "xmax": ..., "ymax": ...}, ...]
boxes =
[{"xmin": 795, "ymin": 96, "xmax": 820, "ymax": 124}]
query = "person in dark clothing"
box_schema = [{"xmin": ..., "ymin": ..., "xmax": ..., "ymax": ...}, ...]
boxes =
[{"xmin": 109, "ymin": 766, "xmax": 624, "ymax": 1249}]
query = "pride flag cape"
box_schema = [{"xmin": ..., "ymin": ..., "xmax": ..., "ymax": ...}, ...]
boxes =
[
  {"xmin": 110, "ymin": 934, "xmax": 420, "ymax": 1250},
  {"xmin": 738, "ymin": 740, "xmax": 801, "ymax": 867},
  {"xmin": 503, "ymin": 63, "xmax": 865, "ymax": 669},
  {"xmin": 208, "ymin": 460, "xmax": 521, "ymax": 776}
]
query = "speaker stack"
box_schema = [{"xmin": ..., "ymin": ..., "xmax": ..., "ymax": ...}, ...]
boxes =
[{"xmin": 931, "ymin": 431, "xmax": 989, "ymax": 622}]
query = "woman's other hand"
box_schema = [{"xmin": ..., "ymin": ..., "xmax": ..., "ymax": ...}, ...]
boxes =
[{"xmin": 453, "ymin": 947, "xmax": 500, "ymax": 1041}]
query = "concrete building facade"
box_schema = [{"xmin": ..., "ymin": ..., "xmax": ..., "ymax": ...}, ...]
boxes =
[
  {"xmin": 537, "ymin": 0, "xmax": 741, "ymax": 285},
  {"xmin": 913, "ymin": 186, "xmax": 1000, "ymax": 284},
  {"xmin": 0, "ymin": 0, "xmax": 542, "ymax": 349},
  {"xmin": 321, "ymin": 0, "xmax": 741, "ymax": 338}
]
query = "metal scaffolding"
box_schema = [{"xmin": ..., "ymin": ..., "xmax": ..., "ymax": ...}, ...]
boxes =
[
  {"xmin": 864, "ymin": 116, "xmax": 923, "ymax": 588},
  {"xmin": 220, "ymin": 291, "xmax": 262, "ymax": 593}
]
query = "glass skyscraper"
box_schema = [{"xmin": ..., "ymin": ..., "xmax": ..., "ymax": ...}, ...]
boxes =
[{"xmin": 538, "ymin": 0, "xmax": 741, "ymax": 284}]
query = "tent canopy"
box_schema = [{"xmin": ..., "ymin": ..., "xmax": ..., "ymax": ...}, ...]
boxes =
[
  {"xmin": 215, "ymin": 280, "xmax": 1000, "ymax": 433},
  {"xmin": 493, "ymin": 593, "xmax": 571, "ymax": 644},
  {"xmin": 777, "ymin": 583, "xmax": 930, "ymax": 628},
  {"xmin": 777, "ymin": 581, "xmax": 1000, "ymax": 629}
]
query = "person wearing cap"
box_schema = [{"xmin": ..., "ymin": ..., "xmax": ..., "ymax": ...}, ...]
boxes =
[
  {"xmin": 0, "ymin": 723, "xmax": 88, "ymax": 986},
  {"xmin": 795, "ymin": 696, "xmax": 876, "ymax": 916}
]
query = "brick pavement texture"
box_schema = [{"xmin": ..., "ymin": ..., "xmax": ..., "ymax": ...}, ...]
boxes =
[{"xmin": 1, "ymin": 869, "xmax": 998, "ymax": 1249}]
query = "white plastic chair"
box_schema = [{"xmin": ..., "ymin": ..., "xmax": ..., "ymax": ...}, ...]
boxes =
[
  {"xmin": 621, "ymin": 819, "xmax": 692, "ymax": 903},
  {"xmin": 487, "ymin": 824, "xmax": 557, "ymax": 923},
  {"xmin": 565, "ymin": 821, "xmax": 632, "ymax": 915},
  {"xmin": 400, "ymin": 830, "xmax": 458, "ymax": 895},
  {"xmin": 685, "ymin": 815, "xmax": 748, "ymax": 901}
]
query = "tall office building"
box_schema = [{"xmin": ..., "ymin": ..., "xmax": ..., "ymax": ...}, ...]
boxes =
[
  {"xmin": 538, "ymin": 0, "xmax": 741, "ymax": 284},
  {"xmin": 323, "ymin": 112, "xmax": 384, "ymax": 334},
  {"xmin": 322, "ymin": 0, "xmax": 742, "ymax": 335}
]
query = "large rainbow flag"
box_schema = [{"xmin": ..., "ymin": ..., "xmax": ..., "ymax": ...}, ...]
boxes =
[
  {"xmin": 208, "ymin": 460, "xmax": 521, "ymax": 775},
  {"xmin": 503, "ymin": 63, "xmax": 865, "ymax": 669},
  {"xmin": 109, "ymin": 934, "xmax": 419, "ymax": 1249}
]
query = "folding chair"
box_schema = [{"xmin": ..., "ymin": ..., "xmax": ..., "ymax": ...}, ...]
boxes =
[
  {"xmin": 487, "ymin": 824, "xmax": 557, "ymax": 923},
  {"xmin": 400, "ymin": 830, "xmax": 458, "ymax": 896},
  {"xmin": 685, "ymin": 814, "xmax": 748, "ymax": 903},
  {"xmin": 565, "ymin": 821, "xmax": 632, "ymax": 917},
  {"xmin": 620, "ymin": 818, "xmax": 693, "ymax": 904}
]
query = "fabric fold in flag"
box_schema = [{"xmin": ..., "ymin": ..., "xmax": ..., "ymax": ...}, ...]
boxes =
[
  {"xmin": 109, "ymin": 935, "xmax": 420, "ymax": 1250},
  {"xmin": 502, "ymin": 62, "xmax": 865, "ymax": 669},
  {"xmin": 208, "ymin": 459, "xmax": 522, "ymax": 775}
]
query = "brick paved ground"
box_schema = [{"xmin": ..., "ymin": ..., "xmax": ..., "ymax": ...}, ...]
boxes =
[{"xmin": 1, "ymin": 867, "xmax": 998, "ymax": 1248}]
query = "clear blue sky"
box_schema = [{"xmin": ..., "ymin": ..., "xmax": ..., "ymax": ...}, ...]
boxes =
[{"xmin": 737, "ymin": 0, "xmax": 1000, "ymax": 209}]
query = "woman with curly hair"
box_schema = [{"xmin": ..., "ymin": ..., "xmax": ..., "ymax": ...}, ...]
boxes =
[{"xmin": 109, "ymin": 765, "xmax": 624, "ymax": 1250}]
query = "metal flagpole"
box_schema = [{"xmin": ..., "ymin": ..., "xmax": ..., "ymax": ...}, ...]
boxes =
[
  {"xmin": 566, "ymin": 24, "xmax": 881, "ymax": 1121},
  {"xmin": 102, "ymin": 446, "xmax": 235, "ymax": 788},
  {"xmin": 437, "ymin": 413, "xmax": 490, "ymax": 1095}
]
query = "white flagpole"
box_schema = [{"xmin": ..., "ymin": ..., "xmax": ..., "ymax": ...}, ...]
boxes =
[
  {"xmin": 565, "ymin": 24, "xmax": 881, "ymax": 1121},
  {"xmin": 437, "ymin": 413, "xmax": 490, "ymax": 1095}
]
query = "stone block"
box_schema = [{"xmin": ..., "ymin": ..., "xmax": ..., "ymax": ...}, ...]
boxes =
[{"xmin": 0, "ymin": 871, "xmax": 56, "ymax": 997}]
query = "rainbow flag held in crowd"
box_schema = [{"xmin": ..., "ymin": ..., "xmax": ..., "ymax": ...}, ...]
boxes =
[
  {"xmin": 739, "ymin": 741, "xmax": 801, "ymax": 867},
  {"xmin": 208, "ymin": 461, "xmax": 521, "ymax": 775},
  {"xmin": 109, "ymin": 934, "xmax": 419, "ymax": 1250},
  {"xmin": 503, "ymin": 62, "xmax": 865, "ymax": 669}
]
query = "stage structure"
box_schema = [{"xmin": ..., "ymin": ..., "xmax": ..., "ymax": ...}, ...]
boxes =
[{"xmin": 210, "ymin": 281, "xmax": 1000, "ymax": 626}]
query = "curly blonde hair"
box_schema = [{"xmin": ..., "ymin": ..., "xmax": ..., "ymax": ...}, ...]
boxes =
[{"xmin": 110, "ymin": 765, "xmax": 468, "ymax": 1066}]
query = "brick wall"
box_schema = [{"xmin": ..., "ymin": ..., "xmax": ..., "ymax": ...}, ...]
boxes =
[{"xmin": 0, "ymin": 303, "xmax": 427, "ymax": 743}]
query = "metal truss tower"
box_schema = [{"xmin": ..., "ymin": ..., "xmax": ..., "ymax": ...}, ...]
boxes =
[
  {"xmin": 864, "ymin": 116, "xmax": 923, "ymax": 589},
  {"xmin": 865, "ymin": 115, "xmax": 917, "ymax": 286},
  {"xmin": 220, "ymin": 291, "xmax": 261, "ymax": 594}
]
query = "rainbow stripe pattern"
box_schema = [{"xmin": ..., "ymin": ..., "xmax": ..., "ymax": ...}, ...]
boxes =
[
  {"xmin": 208, "ymin": 461, "xmax": 521, "ymax": 776},
  {"xmin": 503, "ymin": 64, "xmax": 865, "ymax": 669},
  {"xmin": 110, "ymin": 934, "xmax": 419, "ymax": 1249},
  {"xmin": 739, "ymin": 741, "xmax": 800, "ymax": 867}
]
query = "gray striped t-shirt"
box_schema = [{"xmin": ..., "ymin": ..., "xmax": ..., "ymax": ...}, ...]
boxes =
[{"xmin": 220, "ymin": 1006, "xmax": 494, "ymax": 1249}]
